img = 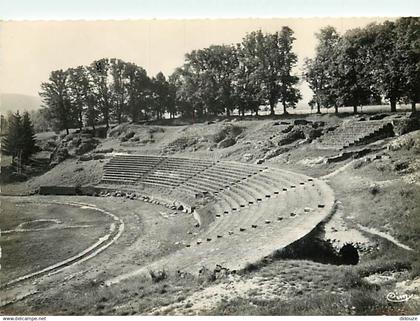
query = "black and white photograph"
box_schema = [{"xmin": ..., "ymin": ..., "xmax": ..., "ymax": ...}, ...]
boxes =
[{"xmin": 0, "ymin": 1, "xmax": 419, "ymax": 317}]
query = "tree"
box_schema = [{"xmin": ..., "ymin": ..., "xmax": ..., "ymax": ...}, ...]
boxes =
[
  {"xmin": 89, "ymin": 59, "xmax": 113, "ymax": 129},
  {"xmin": 276, "ymin": 27, "xmax": 302, "ymax": 114},
  {"xmin": 150, "ymin": 72, "xmax": 170, "ymax": 120},
  {"xmin": 110, "ymin": 58, "xmax": 128, "ymax": 124},
  {"xmin": 234, "ymin": 43, "xmax": 264, "ymax": 116},
  {"xmin": 68, "ymin": 66, "xmax": 89, "ymax": 130},
  {"xmin": 21, "ymin": 111, "xmax": 37, "ymax": 160},
  {"xmin": 239, "ymin": 30, "xmax": 271, "ymax": 114},
  {"xmin": 240, "ymin": 28, "xmax": 301, "ymax": 115},
  {"xmin": 1, "ymin": 114, "xmax": 8, "ymax": 136},
  {"xmin": 395, "ymin": 17, "xmax": 420, "ymax": 112},
  {"xmin": 179, "ymin": 45, "xmax": 238, "ymax": 117},
  {"xmin": 81, "ymin": 68, "xmax": 99, "ymax": 130},
  {"xmin": 370, "ymin": 21, "xmax": 406, "ymax": 112},
  {"xmin": 203, "ymin": 45, "xmax": 238, "ymax": 116},
  {"xmin": 166, "ymin": 80, "xmax": 177, "ymax": 119},
  {"xmin": 304, "ymin": 26, "xmax": 340, "ymax": 113},
  {"xmin": 2, "ymin": 111, "xmax": 37, "ymax": 162},
  {"xmin": 30, "ymin": 109, "xmax": 50, "ymax": 133},
  {"xmin": 333, "ymin": 28, "xmax": 379, "ymax": 113},
  {"xmin": 39, "ymin": 69, "xmax": 75, "ymax": 134},
  {"xmin": 1, "ymin": 111, "xmax": 23, "ymax": 159},
  {"xmin": 170, "ymin": 64, "xmax": 205, "ymax": 120},
  {"xmin": 169, "ymin": 68, "xmax": 194, "ymax": 119},
  {"xmin": 123, "ymin": 62, "xmax": 150, "ymax": 122}
]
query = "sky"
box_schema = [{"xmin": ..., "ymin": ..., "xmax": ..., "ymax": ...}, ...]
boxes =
[
  {"xmin": 0, "ymin": 17, "xmax": 393, "ymax": 107},
  {"xmin": 1, "ymin": 0, "xmax": 418, "ymax": 20}
]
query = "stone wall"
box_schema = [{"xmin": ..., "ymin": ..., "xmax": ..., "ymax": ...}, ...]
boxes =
[{"xmin": 39, "ymin": 186, "xmax": 77, "ymax": 195}]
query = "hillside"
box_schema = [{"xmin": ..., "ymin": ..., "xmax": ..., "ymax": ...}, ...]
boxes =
[{"xmin": 0, "ymin": 93, "xmax": 42, "ymax": 114}]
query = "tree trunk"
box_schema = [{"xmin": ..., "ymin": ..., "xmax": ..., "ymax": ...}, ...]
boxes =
[
  {"xmin": 390, "ymin": 97, "xmax": 397, "ymax": 112},
  {"xmin": 226, "ymin": 108, "xmax": 230, "ymax": 117},
  {"xmin": 65, "ymin": 127, "xmax": 69, "ymax": 135},
  {"xmin": 270, "ymin": 99, "xmax": 275, "ymax": 116},
  {"xmin": 411, "ymin": 102, "xmax": 416, "ymax": 112},
  {"xmin": 334, "ymin": 105, "xmax": 338, "ymax": 114},
  {"xmin": 316, "ymin": 102, "xmax": 321, "ymax": 114},
  {"xmin": 283, "ymin": 101, "xmax": 288, "ymax": 115},
  {"xmin": 79, "ymin": 112, "xmax": 83, "ymax": 130},
  {"xmin": 353, "ymin": 105, "xmax": 358, "ymax": 114}
]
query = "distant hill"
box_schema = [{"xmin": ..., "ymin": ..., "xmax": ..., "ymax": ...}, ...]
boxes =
[{"xmin": 0, "ymin": 93, "xmax": 43, "ymax": 115}]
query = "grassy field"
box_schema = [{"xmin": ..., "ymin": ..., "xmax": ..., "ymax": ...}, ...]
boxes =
[{"xmin": 0, "ymin": 198, "xmax": 113, "ymax": 285}]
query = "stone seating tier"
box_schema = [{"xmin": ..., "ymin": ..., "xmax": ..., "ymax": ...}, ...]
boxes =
[{"xmin": 317, "ymin": 120, "xmax": 391, "ymax": 149}]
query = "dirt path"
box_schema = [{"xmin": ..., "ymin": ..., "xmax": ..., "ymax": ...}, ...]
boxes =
[
  {"xmin": 321, "ymin": 159, "xmax": 358, "ymax": 180},
  {"xmin": 323, "ymin": 201, "xmax": 373, "ymax": 251},
  {"xmin": 357, "ymin": 224, "xmax": 414, "ymax": 251}
]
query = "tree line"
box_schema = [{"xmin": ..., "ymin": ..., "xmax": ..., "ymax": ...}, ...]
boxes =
[
  {"xmin": 39, "ymin": 59, "xmax": 175, "ymax": 134},
  {"xmin": 39, "ymin": 17, "xmax": 419, "ymax": 133},
  {"xmin": 305, "ymin": 17, "xmax": 419, "ymax": 113}
]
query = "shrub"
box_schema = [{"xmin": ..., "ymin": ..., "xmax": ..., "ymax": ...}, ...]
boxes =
[
  {"xmin": 369, "ymin": 184, "xmax": 380, "ymax": 196},
  {"xmin": 217, "ymin": 137, "xmax": 236, "ymax": 149},
  {"xmin": 349, "ymin": 289, "xmax": 391, "ymax": 315},
  {"xmin": 149, "ymin": 269, "xmax": 167, "ymax": 283},
  {"xmin": 149, "ymin": 127, "xmax": 164, "ymax": 134},
  {"xmin": 339, "ymin": 269, "xmax": 367, "ymax": 290},
  {"xmin": 243, "ymin": 262, "xmax": 260, "ymax": 273},
  {"xmin": 212, "ymin": 125, "xmax": 242, "ymax": 143},
  {"xmin": 353, "ymin": 160, "xmax": 365, "ymax": 169}
]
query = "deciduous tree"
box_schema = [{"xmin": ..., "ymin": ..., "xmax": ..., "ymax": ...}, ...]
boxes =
[
  {"xmin": 39, "ymin": 69, "xmax": 74, "ymax": 134},
  {"xmin": 304, "ymin": 26, "xmax": 340, "ymax": 113}
]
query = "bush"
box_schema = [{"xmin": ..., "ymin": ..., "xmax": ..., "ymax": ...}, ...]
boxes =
[
  {"xmin": 212, "ymin": 125, "xmax": 242, "ymax": 143},
  {"xmin": 95, "ymin": 126, "xmax": 108, "ymax": 138},
  {"xmin": 44, "ymin": 140, "xmax": 57, "ymax": 151},
  {"xmin": 94, "ymin": 148, "xmax": 113, "ymax": 154},
  {"xmin": 149, "ymin": 269, "xmax": 167, "ymax": 283},
  {"xmin": 369, "ymin": 184, "xmax": 380, "ymax": 196},
  {"xmin": 349, "ymin": 289, "xmax": 391, "ymax": 315},
  {"xmin": 393, "ymin": 118, "xmax": 420, "ymax": 136},
  {"xmin": 356, "ymin": 259, "xmax": 411, "ymax": 277},
  {"xmin": 278, "ymin": 128, "xmax": 305, "ymax": 146},
  {"xmin": 243, "ymin": 262, "xmax": 260, "ymax": 273},
  {"xmin": 75, "ymin": 139, "xmax": 98, "ymax": 155},
  {"xmin": 93, "ymin": 154, "xmax": 105, "ymax": 160},
  {"xmin": 353, "ymin": 160, "xmax": 365, "ymax": 169},
  {"xmin": 339, "ymin": 269, "xmax": 367, "ymax": 290},
  {"xmin": 217, "ymin": 137, "xmax": 236, "ymax": 149},
  {"xmin": 79, "ymin": 154, "xmax": 93, "ymax": 161},
  {"xmin": 108, "ymin": 123, "xmax": 130, "ymax": 137},
  {"xmin": 50, "ymin": 147, "xmax": 69, "ymax": 166},
  {"xmin": 125, "ymin": 131, "xmax": 135, "ymax": 140},
  {"xmin": 148, "ymin": 127, "xmax": 164, "ymax": 134}
]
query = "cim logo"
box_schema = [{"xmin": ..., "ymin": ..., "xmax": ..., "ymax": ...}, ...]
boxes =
[{"xmin": 386, "ymin": 292, "xmax": 414, "ymax": 303}]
